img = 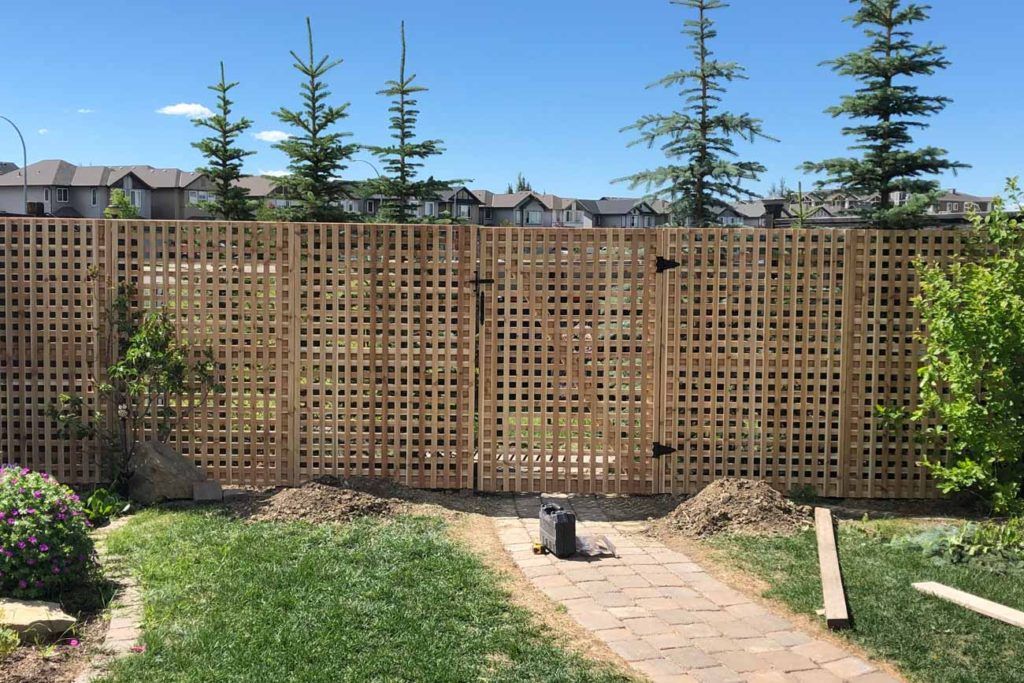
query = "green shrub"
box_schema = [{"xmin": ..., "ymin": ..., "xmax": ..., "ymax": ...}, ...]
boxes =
[
  {"xmin": 0, "ymin": 623, "xmax": 18, "ymax": 660},
  {"xmin": 83, "ymin": 488, "xmax": 129, "ymax": 526},
  {"xmin": 0, "ymin": 466, "xmax": 97, "ymax": 598},
  {"xmin": 894, "ymin": 518, "xmax": 1024, "ymax": 573}
]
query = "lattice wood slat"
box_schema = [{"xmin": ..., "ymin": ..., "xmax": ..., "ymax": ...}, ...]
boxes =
[{"xmin": 476, "ymin": 227, "xmax": 657, "ymax": 493}]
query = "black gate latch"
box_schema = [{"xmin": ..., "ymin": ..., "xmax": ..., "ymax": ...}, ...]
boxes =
[
  {"xmin": 656, "ymin": 256, "xmax": 680, "ymax": 273},
  {"xmin": 652, "ymin": 442, "xmax": 678, "ymax": 458}
]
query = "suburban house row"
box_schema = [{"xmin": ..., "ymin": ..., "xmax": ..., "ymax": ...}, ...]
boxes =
[
  {"xmin": 715, "ymin": 188, "xmax": 995, "ymax": 227},
  {"xmin": 0, "ymin": 159, "xmax": 992, "ymax": 227},
  {"xmin": 0, "ymin": 160, "xmax": 671, "ymax": 227}
]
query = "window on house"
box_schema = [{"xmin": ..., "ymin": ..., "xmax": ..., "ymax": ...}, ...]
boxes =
[
  {"xmin": 964, "ymin": 201, "xmax": 978, "ymax": 212},
  {"xmin": 515, "ymin": 209, "xmax": 522, "ymax": 224},
  {"xmin": 526, "ymin": 210, "xmax": 541, "ymax": 225},
  {"xmin": 130, "ymin": 190, "xmax": 143, "ymax": 208},
  {"xmin": 366, "ymin": 200, "xmax": 376, "ymax": 213},
  {"xmin": 458, "ymin": 204, "xmax": 471, "ymax": 218},
  {"xmin": 483, "ymin": 208, "xmax": 492, "ymax": 221},
  {"xmin": 91, "ymin": 188, "xmax": 98, "ymax": 206},
  {"xmin": 56, "ymin": 187, "xmax": 69, "ymax": 203},
  {"xmin": 188, "ymin": 190, "xmax": 213, "ymax": 206},
  {"xmin": 949, "ymin": 202, "xmax": 960, "ymax": 212},
  {"xmin": 565, "ymin": 210, "xmax": 577, "ymax": 223},
  {"xmin": 44, "ymin": 189, "xmax": 50, "ymax": 201},
  {"xmin": 425, "ymin": 201, "xmax": 436, "ymax": 216}
]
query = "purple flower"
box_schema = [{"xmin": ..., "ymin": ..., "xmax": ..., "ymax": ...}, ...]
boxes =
[
  {"xmin": 17, "ymin": 579, "xmax": 27, "ymax": 589},
  {"xmin": 28, "ymin": 536, "xmax": 37, "ymax": 545},
  {"xmin": 52, "ymin": 565, "xmax": 60, "ymax": 574},
  {"xmin": 17, "ymin": 541, "xmax": 26, "ymax": 549},
  {"xmin": 32, "ymin": 490, "xmax": 43, "ymax": 499},
  {"xmin": 39, "ymin": 544, "xmax": 49, "ymax": 552}
]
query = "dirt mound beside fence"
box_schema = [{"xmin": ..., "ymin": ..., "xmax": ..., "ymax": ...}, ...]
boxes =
[
  {"xmin": 229, "ymin": 476, "xmax": 403, "ymax": 524},
  {"xmin": 665, "ymin": 479, "xmax": 813, "ymax": 538}
]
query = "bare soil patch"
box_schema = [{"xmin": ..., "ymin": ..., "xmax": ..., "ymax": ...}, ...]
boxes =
[
  {"xmin": 226, "ymin": 476, "xmax": 404, "ymax": 524},
  {"xmin": 661, "ymin": 478, "xmax": 813, "ymax": 538}
]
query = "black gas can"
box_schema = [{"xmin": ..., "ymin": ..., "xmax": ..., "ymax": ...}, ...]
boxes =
[{"xmin": 539, "ymin": 503, "xmax": 576, "ymax": 558}]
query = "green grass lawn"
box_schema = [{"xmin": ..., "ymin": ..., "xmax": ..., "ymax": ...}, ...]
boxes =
[
  {"xmin": 100, "ymin": 510, "xmax": 632, "ymax": 683},
  {"xmin": 710, "ymin": 520, "xmax": 1024, "ymax": 683}
]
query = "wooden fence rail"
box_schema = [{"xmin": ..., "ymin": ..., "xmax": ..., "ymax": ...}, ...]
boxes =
[{"xmin": 0, "ymin": 219, "xmax": 960, "ymax": 497}]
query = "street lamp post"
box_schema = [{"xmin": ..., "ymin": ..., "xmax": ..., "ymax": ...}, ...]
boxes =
[{"xmin": 0, "ymin": 115, "xmax": 28, "ymax": 215}]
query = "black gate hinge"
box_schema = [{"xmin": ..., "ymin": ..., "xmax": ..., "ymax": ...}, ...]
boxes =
[
  {"xmin": 652, "ymin": 442, "xmax": 678, "ymax": 459},
  {"xmin": 656, "ymin": 256, "xmax": 680, "ymax": 273}
]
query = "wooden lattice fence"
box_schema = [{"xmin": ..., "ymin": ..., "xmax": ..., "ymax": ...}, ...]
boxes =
[{"xmin": 0, "ymin": 219, "xmax": 962, "ymax": 497}]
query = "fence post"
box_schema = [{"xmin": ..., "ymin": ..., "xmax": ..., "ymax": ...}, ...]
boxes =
[{"xmin": 288, "ymin": 223, "xmax": 302, "ymax": 486}]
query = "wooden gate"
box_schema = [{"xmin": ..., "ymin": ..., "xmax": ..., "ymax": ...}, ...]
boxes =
[{"xmin": 475, "ymin": 227, "xmax": 658, "ymax": 493}]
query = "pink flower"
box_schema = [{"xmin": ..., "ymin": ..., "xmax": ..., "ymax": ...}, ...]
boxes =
[
  {"xmin": 67, "ymin": 639, "xmax": 80, "ymax": 648},
  {"xmin": 130, "ymin": 645, "xmax": 146, "ymax": 654}
]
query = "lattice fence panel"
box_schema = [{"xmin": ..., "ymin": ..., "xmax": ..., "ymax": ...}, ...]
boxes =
[
  {"xmin": 656, "ymin": 228, "xmax": 849, "ymax": 496},
  {"xmin": 0, "ymin": 219, "xmax": 104, "ymax": 482},
  {"xmin": 296, "ymin": 224, "xmax": 475, "ymax": 488},
  {"xmin": 477, "ymin": 227, "xmax": 657, "ymax": 493},
  {"xmin": 842, "ymin": 229, "xmax": 961, "ymax": 498},
  {"xmin": 109, "ymin": 221, "xmax": 295, "ymax": 486}
]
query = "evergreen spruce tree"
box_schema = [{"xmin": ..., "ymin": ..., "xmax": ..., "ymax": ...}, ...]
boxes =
[
  {"xmin": 366, "ymin": 22, "xmax": 453, "ymax": 223},
  {"xmin": 803, "ymin": 0, "xmax": 967, "ymax": 227},
  {"xmin": 616, "ymin": 0, "xmax": 772, "ymax": 226},
  {"xmin": 506, "ymin": 173, "xmax": 532, "ymax": 194},
  {"xmin": 273, "ymin": 17, "xmax": 357, "ymax": 221},
  {"xmin": 192, "ymin": 62, "xmax": 255, "ymax": 220}
]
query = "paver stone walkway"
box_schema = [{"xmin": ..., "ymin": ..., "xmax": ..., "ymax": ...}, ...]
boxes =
[{"xmin": 494, "ymin": 494, "xmax": 899, "ymax": 683}]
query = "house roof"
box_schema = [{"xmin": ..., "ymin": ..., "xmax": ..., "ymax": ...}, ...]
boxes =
[
  {"xmin": 0, "ymin": 159, "xmax": 205, "ymax": 189},
  {"xmin": 0, "ymin": 161, "xmax": 17, "ymax": 175},
  {"xmin": 0, "ymin": 159, "xmax": 77, "ymax": 187},
  {"xmin": 107, "ymin": 165, "xmax": 204, "ymax": 189},
  {"xmin": 234, "ymin": 175, "xmax": 280, "ymax": 197},
  {"xmin": 937, "ymin": 189, "xmax": 992, "ymax": 203},
  {"xmin": 577, "ymin": 197, "xmax": 665, "ymax": 216}
]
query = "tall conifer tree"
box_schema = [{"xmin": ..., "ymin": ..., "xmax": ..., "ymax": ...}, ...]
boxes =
[
  {"xmin": 192, "ymin": 62, "xmax": 255, "ymax": 220},
  {"xmin": 274, "ymin": 18, "xmax": 357, "ymax": 221},
  {"xmin": 617, "ymin": 0, "xmax": 772, "ymax": 226},
  {"xmin": 366, "ymin": 22, "xmax": 452, "ymax": 223},
  {"xmin": 803, "ymin": 0, "xmax": 967, "ymax": 227}
]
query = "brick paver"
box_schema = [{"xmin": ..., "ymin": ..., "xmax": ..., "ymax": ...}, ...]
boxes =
[{"xmin": 497, "ymin": 494, "xmax": 900, "ymax": 683}]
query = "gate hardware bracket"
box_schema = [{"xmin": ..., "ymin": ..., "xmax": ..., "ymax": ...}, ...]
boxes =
[
  {"xmin": 656, "ymin": 256, "xmax": 680, "ymax": 273},
  {"xmin": 652, "ymin": 442, "xmax": 679, "ymax": 459}
]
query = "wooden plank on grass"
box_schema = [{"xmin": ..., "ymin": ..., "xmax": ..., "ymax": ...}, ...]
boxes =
[
  {"xmin": 815, "ymin": 507, "xmax": 850, "ymax": 629},
  {"xmin": 913, "ymin": 582, "xmax": 1024, "ymax": 629}
]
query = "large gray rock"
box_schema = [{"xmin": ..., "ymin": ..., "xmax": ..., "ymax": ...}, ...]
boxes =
[
  {"xmin": 127, "ymin": 440, "xmax": 205, "ymax": 504},
  {"xmin": 0, "ymin": 598, "xmax": 76, "ymax": 642}
]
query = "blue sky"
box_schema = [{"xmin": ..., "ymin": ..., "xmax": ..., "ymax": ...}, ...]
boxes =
[{"xmin": 2, "ymin": 0, "xmax": 1019, "ymax": 198}]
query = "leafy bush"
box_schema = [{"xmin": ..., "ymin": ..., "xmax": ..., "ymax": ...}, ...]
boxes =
[
  {"xmin": 83, "ymin": 488, "xmax": 129, "ymax": 526},
  {"xmin": 0, "ymin": 466, "xmax": 96, "ymax": 598},
  {"xmin": 894, "ymin": 518, "xmax": 1024, "ymax": 574},
  {"xmin": 0, "ymin": 623, "xmax": 18, "ymax": 660},
  {"xmin": 882, "ymin": 179, "xmax": 1024, "ymax": 513}
]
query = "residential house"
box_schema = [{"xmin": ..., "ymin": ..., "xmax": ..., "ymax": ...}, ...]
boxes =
[
  {"xmin": 928, "ymin": 189, "xmax": 993, "ymax": 215},
  {"xmin": 0, "ymin": 160, "xmax": 217, "ymax": 219}
]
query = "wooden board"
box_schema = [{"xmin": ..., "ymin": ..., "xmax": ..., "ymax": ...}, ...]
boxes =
[
  {"xmin": 913, "ymin": 581, "xmax": 1024, "ymax": 629},
  {"xmin": 815, "ymin": 507, "xmax": 851, "ymax": 629}
]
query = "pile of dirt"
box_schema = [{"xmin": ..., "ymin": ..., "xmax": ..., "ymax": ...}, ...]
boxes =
[
  {"xmin": 665, "ymin": 479, "xmax": 813, "ymax": 538},
  {"xmin": 229, "ymin": 476, "xmax": 403, "ymax": 524}
]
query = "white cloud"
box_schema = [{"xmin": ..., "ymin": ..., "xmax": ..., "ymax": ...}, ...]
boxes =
[
  {"xmin": 156, "ymin": 103, "xmax": 214, "ymax": 119},
  {"xmin": 253, "ymin": 130, "xmax": 291, "ymax": 143},
  {"xmin": 259, "ymin": 169, "xmax": 290, "ymax": 178},
  {"xmin": 37, "ymin": 128, "xmax": 48, "ymax": 135},
  {"xmin": 77, "ymin": 108, "xmax": 94, "ymax": 114}
]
